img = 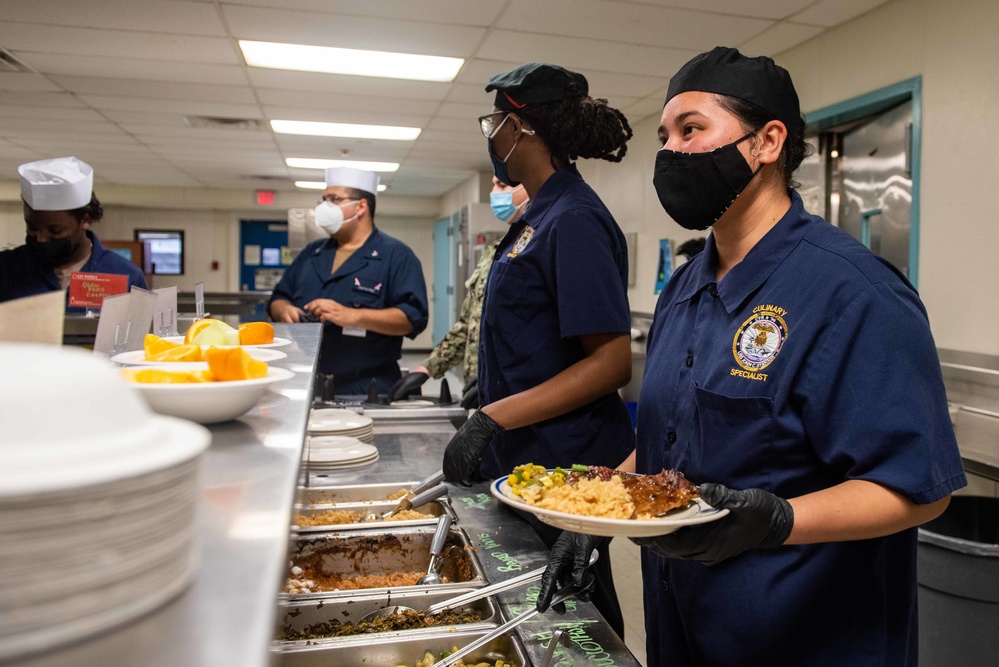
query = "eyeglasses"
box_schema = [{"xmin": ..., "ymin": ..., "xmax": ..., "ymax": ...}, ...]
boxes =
[
  {"xmin": 478, "ymin": 111, "xmax": 509, "ymax": 139},
  {"xmin": 318, "ymin": 194, "xmax": 356, "ymax": 205}
]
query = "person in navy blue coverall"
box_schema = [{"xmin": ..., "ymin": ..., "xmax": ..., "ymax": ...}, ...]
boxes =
[
  {"xmin": 1, "ymin": 158, "xmax": 146, "ymax": 312},
  {"xmin": 268, "ymin": 167, "xmax": 427, "ymax": 396},
  {"xmin": 441, "ymin": 63, "xmax": 637, "ymax": 638},
  {"xmin": 539, "ymin": 47, "xmax": 966, "ymax": 666}
]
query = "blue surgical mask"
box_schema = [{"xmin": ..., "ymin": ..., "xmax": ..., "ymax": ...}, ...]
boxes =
[{"xmin": 489, "ymin": 187, "xmax": 525, "ymax": 222}]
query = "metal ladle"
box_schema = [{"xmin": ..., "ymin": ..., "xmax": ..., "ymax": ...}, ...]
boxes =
[
  {"xmin": 428, "ymin": 578, "xmax": 594, "ymax": 667},
  {"xmin": 416, "ymin": 512, "xmax": 453, "ymax": 586},
  {"xmin": 357, "ymin": 549, "xmax": 598, "ymax": 624},
  {"xmin": 360, "ymin": 480, "xmax": 448, "ymax": 523}
]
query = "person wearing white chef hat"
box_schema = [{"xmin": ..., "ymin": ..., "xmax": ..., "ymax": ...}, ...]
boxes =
[
  {"xmin": 0, "ymin": 157, "xmax": 146, "ymax": 311},
  {"xmin": 268, "ymin": 166, "xmax": 428, "ymax": 397}
]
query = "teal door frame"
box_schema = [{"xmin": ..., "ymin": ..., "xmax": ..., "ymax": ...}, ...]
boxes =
[{"xmin": 804, "ymin": 76, "xmax": 922, "ymax": 287}]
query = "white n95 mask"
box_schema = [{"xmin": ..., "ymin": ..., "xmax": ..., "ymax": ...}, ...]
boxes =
[{"xmin": 315, "ymin": 200, "xmax": 358, "ymax": 235}]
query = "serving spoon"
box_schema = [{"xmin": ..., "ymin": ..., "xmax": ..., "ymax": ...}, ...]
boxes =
[
  {"xmin": 357, "ymin": 550, "xmax": 598, "ymax": 624},
  {"xmin": 360, "ymin": 481, "xmax": 448, "ymax": 523}
]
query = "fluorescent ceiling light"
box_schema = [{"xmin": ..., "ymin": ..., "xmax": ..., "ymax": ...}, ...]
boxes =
[
  {"xmin": 287, "ymin": 158, "xmax": 399, "ymax": 172},
  {"xmin": 296, "ymin": 180, "xmax": 387, "ymax": 192},
  {"xmin": 240, "ymin": 40, "xmax": 464, "ymax": 82},
  {"xmin": 272, "ymin": 119, "xmax": 420, "ymax": 141}
]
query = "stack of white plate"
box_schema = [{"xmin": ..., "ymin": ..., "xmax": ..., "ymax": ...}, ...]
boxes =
[
  {"xmin": 307, "ymin": 408, "xmax": 374, "ymax": 443},
  {"xmin": 0, "ymin": 344, "xmax": 211, "ymax": 661},
  {"xmin": 303, "ymin": 435, "xmax": 379, "ymax": 470}
]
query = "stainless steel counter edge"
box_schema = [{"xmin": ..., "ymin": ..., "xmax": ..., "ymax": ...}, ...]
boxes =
[{"xmin": 14, "ymin": 323, "xmax": 322, "ymax": 667}]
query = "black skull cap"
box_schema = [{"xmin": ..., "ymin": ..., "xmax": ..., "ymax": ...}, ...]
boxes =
[
  {"xmin": 665, "ymin": 47, "xmax": 801, "ymax": 134},
  {"xmin": 486, "ymin": 63, "xmax": 588, "ymax": 112}
]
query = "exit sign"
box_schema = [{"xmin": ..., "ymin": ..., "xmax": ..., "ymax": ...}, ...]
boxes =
[{"xmin": 256, "ymin": 190, "xmax": 275, "ymax": 205}]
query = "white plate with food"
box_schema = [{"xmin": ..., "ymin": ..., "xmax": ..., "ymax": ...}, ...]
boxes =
[
  {"xmin": 490, "ymin": 466, "xmax": 728, "ymax": 538},
  {"xmin": 112, "ymin": 347, "xmax": 286, "ymax": 366},
  {"xmin": 123, "ymin": 366, "xmax": 295, "ymax": 424},
  {"xmin": 162, "ymin": 335, "xmax": 292, "ymax": 349}
]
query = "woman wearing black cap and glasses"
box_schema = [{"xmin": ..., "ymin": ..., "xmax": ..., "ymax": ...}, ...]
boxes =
[
  {"xmin": 441, "ymin": 63, "xmax": 636, "ymax": 638},
  {"xmin": 539, "ymin": 47, "xmax": 965, "ymax": 666}
]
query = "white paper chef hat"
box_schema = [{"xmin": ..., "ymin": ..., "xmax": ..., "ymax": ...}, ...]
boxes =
[
  {"xmin": 19, "ymin": 157, "xmax": 94, "ymax": 211},
  {"xmin": 324, "ymin": 166, "xmax": 380, "ymax": 196}
]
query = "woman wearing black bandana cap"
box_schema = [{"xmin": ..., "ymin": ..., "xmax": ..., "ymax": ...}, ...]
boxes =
[
  {"xmin": 538, "ymin": 48, "xmax": 965, "ymax": 666},
  {"xmin": 441, "ymin": 62, "xmax": 636, "ymax": 638}
]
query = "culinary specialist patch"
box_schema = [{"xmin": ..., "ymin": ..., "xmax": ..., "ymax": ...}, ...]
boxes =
[
  {"xmin": 732, "ymin": 307, "xmax": 788, "ymax": 372},
  {"xmin": 507, "ymin": 225, "xmax": 535, "ymax": 257}
]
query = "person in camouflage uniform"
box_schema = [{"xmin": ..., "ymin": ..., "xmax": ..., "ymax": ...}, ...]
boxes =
[{"xmin": 388, "ymin": 178, "xmax": 528, "ymax": 407}]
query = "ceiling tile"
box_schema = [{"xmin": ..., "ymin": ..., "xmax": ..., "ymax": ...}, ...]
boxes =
[
  {"xmin": 220, "ymin": 0, "xmax": 503, "ymax": 25},
  {"xmin": 454, "ymin": 58, "xmax": 524, "ymax": 85},
  {"xmin": 737, "ymin": 21, "xmax": 825, "ymax": 56},
  {"xmin": 0, "ymin": 105, "xmax": 106, "ymax": 121},
  {"xmin": 0, "ymin": 24, "xmax": 239, "ymax": 64},
  {"xmin": 256, "ymin": 89, "xmax": 441, "ymax": 117},
  {"xmin": 274, "ymin": 137, "xmax": 412, "ymax": 161},
  {"xmin": 0, "ymin": 0, "xmax": 226, "ymax": 35},
  {"xmin": 78, "ymin": 95, "xmax": 263, "ymax": 118},
  {"xmin": 48, "ymin": 77, "xmax": 258, "ymax": 104},
  {"xmin": 0, "ymin": 118, "xmax": 121, "ymax": 135},
  {"xmin": 261, "ymin": 105, "xmax": 430, "ymax": 128},
  {"xmin": 0, "ymin": 72, "xmax": 61, "ymax": 92},
  {"xmin": 16, "ymin": 53, "xmax": 249, "ymax": 86},
  {"xmin": 0, "ymin": 91, "xmax": 86, "ymax": 107},
  {"xmin": 790, "ymin": 0, "xmax": 892, "ymax": 27},
  {"xmin": 626, "ymin": 0, "xmax": 816, "ymax": 21},
  {"xmin": 245, "ymin": 69, "xmax": 451, "ymax": 99},
  {"xmin": 221, "ymin": 5, "xmax": 485, "ymax": 57},
  {"xmin": 119, "ymin": 123, "xmax": 270, "ymax": 139},
  {"xmin": 496, "ymin": 0, "xmax": 773, "ymax": 51},
  {"xmin": 478, "ymin": 30, "xmax": 699, "ymax": 78},
  {"xmin": 435, "ymin": 101, "xmax": 490, "ymax": 120}
]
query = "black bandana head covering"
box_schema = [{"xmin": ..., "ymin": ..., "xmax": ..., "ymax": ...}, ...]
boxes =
[
  {"xmin": 665, "ymin": 47, "xmax": 801, "ymax": 135},
  {"xmin": 486, "ymin": 63, "xmax": 588, "ymax": 112}
]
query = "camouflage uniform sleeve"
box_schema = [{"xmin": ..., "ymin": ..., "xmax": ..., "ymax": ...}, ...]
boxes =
[{"xmin": 423, "ymin": 240, "xmax": 498, "ymax": 381}]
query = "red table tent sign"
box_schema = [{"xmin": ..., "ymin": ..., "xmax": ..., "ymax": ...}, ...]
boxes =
[{"xmin": 68, "ymin": 272, "xmax": 129, "ymax": 308}]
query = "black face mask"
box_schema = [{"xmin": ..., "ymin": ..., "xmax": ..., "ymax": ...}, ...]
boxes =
[
  {"xmin": 25, "ymin": 229, "xmax": 81, "ymax": 267},
  {"xmin": 652, "ymin": 132, "xmax": 761, "ymax": 231}
]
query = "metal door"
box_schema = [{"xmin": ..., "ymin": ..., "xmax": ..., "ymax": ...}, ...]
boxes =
[{"xmin": 432, "ymin": 216, "xmax": 456, "ymax": 344}]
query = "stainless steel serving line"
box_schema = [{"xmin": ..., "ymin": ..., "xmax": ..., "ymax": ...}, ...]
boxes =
[
  {"xmin": 14, "ymin": 323, "xmax": 321, "ymax": 667},
  {"xmin": 286, "ymin": 431, "xmax": 642, "ymax": 667}
]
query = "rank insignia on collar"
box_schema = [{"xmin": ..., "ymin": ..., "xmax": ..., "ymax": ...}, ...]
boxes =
[
  {"xmin": 507, "ymin": 226, "xmax": 535, "ymax": 258},
  {"xmin": 371, "ymin": 250, "xmax": 379, "ymax": 257},
  {"xmin": 732, "ymin": 307, "xmax": 788, "ymax": 373}
]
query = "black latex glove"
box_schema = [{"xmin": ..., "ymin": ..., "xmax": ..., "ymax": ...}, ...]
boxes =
[
  {"xmin": 459, "ymin": 378, "xmax": 480, "ymax": 409},
  {"xmin": 536, "ymin": 531, "xmax": 604, "ymax": 614},
  {"xmin": 631, "ymin": 483, "xmax": 793, "ymax": 566},
  {"xmin": 442, "ymin": 410, "xmax": 504, "ymax": 486},
  {"xmin": 387, "ymin": 372, "xmax": 429, "ymax": 402}
]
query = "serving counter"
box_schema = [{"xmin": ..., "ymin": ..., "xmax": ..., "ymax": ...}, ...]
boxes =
[{"xmin": 13, "ymin": 322, "xmax": 640, "ymax": 667}]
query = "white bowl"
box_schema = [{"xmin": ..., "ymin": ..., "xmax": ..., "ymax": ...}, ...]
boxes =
[{"xmin": 127, "ymin": 366, "xmax": 295, "ymax": 424}]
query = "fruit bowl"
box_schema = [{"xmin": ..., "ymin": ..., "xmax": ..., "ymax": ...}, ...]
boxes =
[{"xmin": 127, "ymin": 366, "xmax": 295, "ymax": 424}]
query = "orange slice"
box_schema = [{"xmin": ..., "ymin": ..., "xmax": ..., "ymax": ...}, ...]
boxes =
[
  {"xmin": 184, "ymin": 319, "xmax": 215, "ymax": 344},
  {"xmin": 204, "ymin": 347, "xmax": 267, "ymax": 381},
  {"xmin": 143, "ymin": 333, "xmax": 180, "ymax": 359},
  {"xmin": 147, "ymin": 344, "xmax": 202, "ymax": 362},
  {"xmin": 238, "ymin": 321, "xmax": 275, "ymax": 345},
  {"xmin": 121, "ymin": 368, "xmax": 201, "ymax": 384}
]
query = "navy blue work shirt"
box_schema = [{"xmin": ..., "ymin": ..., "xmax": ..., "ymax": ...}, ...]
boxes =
[
  {"xmin": 0, "ymin": 230, "xmax": 147, "ymax": 314},
  {"xmin": 478, "ymin": 164, "xmax": 635, "ymax": 479},
  {"xmin": 637, "ymin": 191, "xmax": 966, "ymax": 667},
  {"xmin": 269, "ymin": 227, "xmax": 428, "ymax": 376}
]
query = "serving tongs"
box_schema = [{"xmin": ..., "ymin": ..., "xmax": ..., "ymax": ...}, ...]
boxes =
[
  {"xmin": 360, "ymin": 480, "xmax": 448, "ymax": 523},
  {"xmin": 427, "ymin": 578, "xmax": 594, "ymax": 667}
]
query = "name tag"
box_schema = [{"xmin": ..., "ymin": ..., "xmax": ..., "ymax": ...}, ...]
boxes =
[{"xmin": 342, "ymin": 325, "xmax": 366, "ymax": 338}]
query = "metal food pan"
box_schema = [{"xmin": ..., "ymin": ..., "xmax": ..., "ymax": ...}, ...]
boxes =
[
  {"xmin": 296, "ymin": 482, "xmax": 423, "ymax": 505},
  {"xmin": 285, "ymin": 526, "xmax": 487, "ymax": 599},
  {"xmin": 276, "ymin": 587, "xmax": 500, "ymax": 647},
  {"xmin": 276, "ymin": 628, "xmax": 527, "ymax": 667},
  {"xmin": 292, "ymin": 500, "xmax": 454, "ymax": 533}
]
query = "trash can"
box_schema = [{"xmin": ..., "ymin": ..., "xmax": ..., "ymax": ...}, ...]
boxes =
[{"xmin": 917, "ymin": 495, "xmax": 999, "ymax": 666}]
